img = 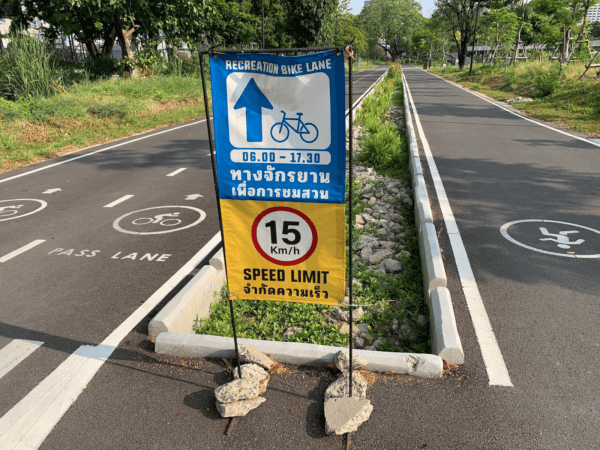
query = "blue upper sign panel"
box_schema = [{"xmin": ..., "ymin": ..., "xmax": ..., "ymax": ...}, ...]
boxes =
[{"xmin": 210, "ymin": 51, "xmax": 346, "ymax": 204}]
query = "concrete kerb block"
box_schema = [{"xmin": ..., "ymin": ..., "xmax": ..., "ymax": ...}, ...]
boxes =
[
  {"xmin": 414, "ymin": 175, "xmax": 433, "ymax": 226},
  {"xmin": 418, "ymin": 223, "xmax": 447, "ymax": 295},
  {"xmin": 148, "ymin": 258, "xmax": 226, "ymax": 339},
  {"xmin": 155, "ymin": 333, "xmax": 443, "ymax": 378},
  {"xmin": 427, "ymin": 287, "xmax": 464, "ymax": 365},
  {"xmin": 209, "ymin": 249, "xmax": 225, "ymax": 271}
]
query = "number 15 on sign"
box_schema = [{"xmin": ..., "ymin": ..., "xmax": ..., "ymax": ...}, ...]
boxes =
[{"xmin": 252, "ymin": 207, "xmax": 318, "ymax": 266}]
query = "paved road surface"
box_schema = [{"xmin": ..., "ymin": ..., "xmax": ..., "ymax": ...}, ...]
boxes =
[{"xmin": 0, "ymin": 66, "xmax": 388, "ymax": 449}]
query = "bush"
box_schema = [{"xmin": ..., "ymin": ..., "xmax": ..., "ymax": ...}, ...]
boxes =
[
  {"xmin": 0, "ymin": 33, "xmax": 63, "ymax": 100},
  {"xmin": 533, "ymin": 72, "xmax": 561, "ymax": 97},
  {"xmin": 387, "ymin": 62, "xmax": 402, "ymax": 78},
  {"xmin": 357, "ymin": 122, "xmax": 403, "ymax": 172},
  {"xmin": 87, "ymin": 102, "xmax": 129, "ymax": 118},
  {"xmin": 0, "ymin": 98, "xmax": 25, "ymax": 120},
  {"xmin": 84, "ymin": 56, "xmax": 123, "ymax": 78}
]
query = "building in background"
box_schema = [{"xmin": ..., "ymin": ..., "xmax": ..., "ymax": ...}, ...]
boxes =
[{"xmin": 587, "ymin": 3, "xmax": 600, "ymax": 23}]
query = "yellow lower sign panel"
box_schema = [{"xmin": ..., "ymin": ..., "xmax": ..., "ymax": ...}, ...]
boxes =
[{"xmin": 220, "ymin": 199, "xmax": 345, "ymax": 306}]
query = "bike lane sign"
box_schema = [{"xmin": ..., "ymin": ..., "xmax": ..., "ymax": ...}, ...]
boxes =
[
  {"xmin": 210, "ymin": 50, "xmax": 346, "ymax": 204},
  {"xmin": 210, "ymin": 51, "xmax": 346, "ymax": 306}
]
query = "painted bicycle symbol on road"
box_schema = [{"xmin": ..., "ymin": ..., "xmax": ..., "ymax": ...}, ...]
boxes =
[
  {"xmin": 270, "ymin": 111, "xmax": 318, "ymax": 144},
  {"xmin": 0, "ymin": 205, "xmax": 24, "ymax": 217},
  {"xmin": 131, "ymin": 213, "xmax": 182, "ymax": 227}
]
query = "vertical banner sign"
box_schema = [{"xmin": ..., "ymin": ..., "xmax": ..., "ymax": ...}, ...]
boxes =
[{"xmin": 210, "ymin": 51, "xmax": 346, "ymax": 306}]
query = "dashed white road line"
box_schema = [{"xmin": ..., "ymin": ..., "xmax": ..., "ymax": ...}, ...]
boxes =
[
  {"xmin": 0, "ymin": 232, "xmax": 222, "ymax": 450},
  {"xmin": 0, "ymin": 240, "xmax": 46, "ymax": 263},
  {"xmin": 166, "ymin": 168, "xmax": 187, "ymax": 177},
  {"xmin": 103, "ymin": 195, "xmax": 134, "ymax": 208},
  {"xmin": 404, "ymin": 75, "xmax": 513, "ymax": 387},
  {"xmin": 0, "ymin": 340, "xmax": 44, "ymax": 380}
]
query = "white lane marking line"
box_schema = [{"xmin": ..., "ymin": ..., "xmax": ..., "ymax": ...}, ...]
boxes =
[
  {"xmin": 0, "ymin": 240, "xmax": 46, "ymax": 263},
  {"xmin": 0, "ymin": 120, "xmax": 207, "ymax": 185},
  {"xmin": 404, "ymin": 76, "xmax": 513, "ymax": 387},
  {"xmin": 0, "ymin": 340, "xmax": 44, "ymax": 380},
  {"xmin": 103, "ymin": 195, "xmax": 134, "ymax": 208},
  {"xmin": 185, "ymin": 194, "xmax": 203, "ymax": 200},
  {"xmin": 166, "ymin": 168, "xmax": 187, "ymax": 177},
  {"xmin": 0, "ymin": 232, "xmax": 222, "ymax": 450},
  {"xmin": 423, "ymin": 69, "xmax": 600, "ymax": 148},
  {"xmin": 41, "ymin": 188, "xmax": 61, "ymax": 194},
  {"xmin": 0, "ymin": 345, "xmax": 96, "ymax": 449}
]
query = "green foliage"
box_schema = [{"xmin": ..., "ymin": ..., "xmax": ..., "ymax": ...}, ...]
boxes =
[
  {"xmin": 357, "ymin": 123, "xmax": 404, "ymax": 172},
  {"xmin": 194, "ymin": 289, "xmax": 347, "ymax": 347},
  {"xmin": 87, "ymin": 102, "xmax": 130, "ymax": 119},
  {"xmin": 358, "ymin": 0, "xmax": 423, "ymax": 61},
  {"xmin": 590, "ymin": 22, "xmax": 600, "ymax": 40},
  {"xmin": 84, "ymin": 56, "xmax": 123, "ymax": 79},
  {"xmin": 533, "ymin": 71, "xmax": 561, "ymax": 97},
  {"xmin": 0, "ymin": 133, "xmax": 19, "ymax": 151},
  {"xmin": 0, "ymin": 33, "xmax": 63, "ymax": 100}
]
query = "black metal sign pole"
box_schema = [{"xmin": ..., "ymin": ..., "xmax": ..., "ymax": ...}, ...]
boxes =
[
  {"xmin": 199, "ymin": 52, "xmax": 242, "ymax": 379},
  {"xmin": 347, "ymin": 49, "xmax": 354, "ymax": 398}
]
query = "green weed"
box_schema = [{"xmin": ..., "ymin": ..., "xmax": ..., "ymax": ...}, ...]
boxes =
[{"xmin": 0, "ymin": 33, "xmax": 63, "ymax": 100}]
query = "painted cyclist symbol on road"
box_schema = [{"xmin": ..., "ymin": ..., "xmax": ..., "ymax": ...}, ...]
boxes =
[
  {"xmin": 132, "ymin": 213, "xmax": 182, "ymax": 227},
  {"xmin": 500, "ymin": 219, "xmax": 600, "ymax": 258},
  {"xmin": 0, "ymin": 199, "xmax": 47, "ymax": 222},
  {"xmin": 538, "ymin": 227, "xmax": 585, "ymax": 249},
  {"xmin": 270, "ymin": 111, "xmax": 319, "ymax": 144},
  {"xmin": 113, "ymin": 206, "xmax": 206, "ymax": 235}
]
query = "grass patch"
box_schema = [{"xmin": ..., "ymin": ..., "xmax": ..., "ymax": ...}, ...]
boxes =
[
  {"xmin": 429, "ymin": 61, "xmax": 600, "ymax": 137},
  {"xmin": 0, "ymin": 75, "xmax": 209, "ymax": 172}
]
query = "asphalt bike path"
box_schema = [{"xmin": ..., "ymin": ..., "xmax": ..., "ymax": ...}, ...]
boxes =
[
  {"xmin": 0, "ymin": 67, "xmax": 388, "ymax": 449},
  {"xmin": 401, "ymin": 65, "xmax": 600, "ymax": 448}
]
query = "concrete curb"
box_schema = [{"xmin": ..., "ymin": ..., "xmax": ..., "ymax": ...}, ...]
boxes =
[
  {"xmin": 148, "ymin": 249, "xmax": 226, "ymax": 339},
  {"xmin": 402, "ymin": 72, "xmax": 464, "ymax": 365},
  {"xmin": 156, "ymin": 333, "xmax": 443, "ymax": 378}
]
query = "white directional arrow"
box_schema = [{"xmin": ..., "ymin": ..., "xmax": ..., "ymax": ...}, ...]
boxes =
[
  {"xmin": 42, "ymin": 188, "xmax": 62, "ymax": 194},
  {"xmin": 185, "ymin": 194, "xmax": 203, "ymax": 200}
]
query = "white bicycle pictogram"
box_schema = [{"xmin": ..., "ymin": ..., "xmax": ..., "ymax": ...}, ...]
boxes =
[
  {"xmin": 270, "ymin": 111, "xmax": 318, "ymax": 143},
  {"xmin": 0, "ymin": 205, "xmax": 24, "ymax": 217},
  {"xmin": 132, "ymin": 213, "xmax": 182, "ymax": 227}
]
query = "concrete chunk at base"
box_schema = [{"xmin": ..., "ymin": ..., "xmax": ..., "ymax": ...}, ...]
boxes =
[
  {"xmin": 325, "ymin": 397, "xmax": 373, "ymax": 435},
  {"xmin": 428, "ymin": 287, "xmax": 464, "ymax": 365}
]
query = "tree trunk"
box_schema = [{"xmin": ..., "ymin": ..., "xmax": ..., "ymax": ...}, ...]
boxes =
[
  {"xmin": 511, "ymin": 24, "xmax": 523, "ymax": 65},
  {"xmin": 560, "ymin": 27, "xmax": 572, "ymax": 63},
  {"xmin": 84, "ymin": 39, "xmax": 99, "ymax": 60},
  {"xmin": 101, "ymin": 26, "xmax": 116, "ymax": 58},
  {"xmin": 115, "ymin": 17, "xmax": 138, "ymax": 76}
]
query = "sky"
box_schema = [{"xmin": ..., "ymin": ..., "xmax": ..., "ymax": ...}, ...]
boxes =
[{"xmin": 348, "ymin": 0, "xmax": 436, "ymax": 18}]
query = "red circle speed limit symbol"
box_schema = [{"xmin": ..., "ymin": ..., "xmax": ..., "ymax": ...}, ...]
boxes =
[{"xmin": 251, "ymin": 207, "xmax": 318, "ymax": 266}]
